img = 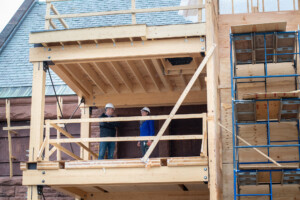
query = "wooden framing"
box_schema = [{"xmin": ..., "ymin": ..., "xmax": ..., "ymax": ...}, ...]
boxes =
[
  {"xmin": 5, "ymin": 99, "xmax": 16, "ymax": 178},
  {"xmin": 23, "ymin": 165, "xmax": 208, "ymax": 185},
  {"xmin": 30, "ymin": 24, "xmax": 205, "ymax": 44},
  {"xmin": 206, "ymin": 0, "xmax": 222, "ymax": 199},
  {"xmin": 29, "ymin": 38, "xmax": 205, "ymax": 62}
]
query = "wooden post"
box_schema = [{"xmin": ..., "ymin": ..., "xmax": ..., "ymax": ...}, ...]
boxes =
[
  {"xmin": 158, "ymin": 120, "xmax": 170, "ymax": 157},
  {"xmin": 131, "ymin": 0, "xmax": 136, "ymax": 24},
  {"xmin": 57, "ymin": 97, "xmax": 63, "ymax": 161},
  {"xmin": 28, "ymin": 62, "xmax": 46, "ymax": 162},
  {"xmin": 206, "ymin": 0, "xmax": 222, "ymax": 199},
  {"xmin": 80, "ymin": 102, "xmax": 91, "ymax": 160},
  {"xmin": 45, "ymin": 3, "xmax": 51, "ymax": 30},
  {"xmin": 27, "ymin": 62, "xmax": 45, "ymax": 200},
  {"xmin": 198, "ymin": 0, "xmax": 203, "ymax": 23},
  {"xmin": 201, "ymin": 113, "xmax": 208, "ymax": 157},
  {"xmin": 5, "ymin": 99, "xmax": 13, "ymax": 178}
]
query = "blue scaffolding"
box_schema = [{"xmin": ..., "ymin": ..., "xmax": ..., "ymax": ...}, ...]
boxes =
[{"xmin": 230, "ymin": 30, "xmax": 300, "ymax": 199}]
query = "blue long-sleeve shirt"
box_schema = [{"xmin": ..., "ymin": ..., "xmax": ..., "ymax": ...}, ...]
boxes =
[{"xmin": 140, "ymin": 120, "xmax": 155, "ymax": 137}]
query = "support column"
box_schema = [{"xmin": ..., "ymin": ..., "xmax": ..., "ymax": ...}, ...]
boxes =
[
  {"xmin": 80, "ymin": 103, "xmax": 91, "ymax": 160},
  {"xmin": 206, "ymin": 0, "xmax": 223, "ymax": 200},
  {"xmin": 28, "ymin": 61, "xmax": 46, "ymax": 161},
  {"xmin": 28, "ymin": 62, "xmax": 46, "ymax": 200}
]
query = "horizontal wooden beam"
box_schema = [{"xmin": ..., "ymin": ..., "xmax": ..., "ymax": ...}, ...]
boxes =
[
  {"xmin": 3, "ymin": 124, "xmax": 65, "ymax": 131},
  {"xmin": 49, "ymin": 135, "xmax": 203, "ymax": 144},
  {"xmin": 47, "ymin": 113, "xmax": 206, "ymax": 124},
  {"xmin": 29, "ymin": 24, "xmax": 205, "ymax": 44},
  {"xmin": 30, "ymin": 38, "xmax": 205, "ymax": 62},
  {"xmin": 23, "ymin": 165, "xmax": 208, "ymax": 185},
  {"xmin": 86, "ymin": 90, "xmax": 206, "ymax": 107},
  {"xmin": 46, "ymin": 5, "xmax": 205, "ymax": 19}
]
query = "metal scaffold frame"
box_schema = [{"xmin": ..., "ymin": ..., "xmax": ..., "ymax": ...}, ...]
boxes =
[{"xmin": 230, "ymin": 29, "xmax": 300, "ymax": 199}]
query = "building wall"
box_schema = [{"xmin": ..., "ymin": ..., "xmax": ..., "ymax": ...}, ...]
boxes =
[
  {"xmin": 218, "ymin": 10, "xmax": 300, "ymax": 199},
  {"xmin": 0, "ymin": 96, "xmax": 206, "ymax": 199}
]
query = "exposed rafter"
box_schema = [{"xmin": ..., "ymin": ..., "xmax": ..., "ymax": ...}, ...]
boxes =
[
  {"xmin": 141, "ymin": 60, "xmax": 161, "ymax": 91},
  {"xmin": 109, "ymin": 61, "xmax": 134, "ymax": 92},
  {"xmin": 78, "ymin": 63, "xmax": 107, "ymax": 94},
  {"xmin": 92, "ymin": 62, "xmax": 120, "ymax": 93},
  {"xmin": 126, "ymin": 61, "xmax": 147, "ymax": 93}
]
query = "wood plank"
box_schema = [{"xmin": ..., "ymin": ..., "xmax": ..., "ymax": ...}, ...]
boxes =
[
  {"xmin": 109, "ymin": 61, "xmax": 134, "ymax": 92},
  {"xmin": 30, "ymin": 38, "xmax": 205, "ymax": 62},
  {"xmin": 126, "ymin": 61, "xmax": 147, "ymax": 92},
  {"xmin": 51, "ymin": 143, "xmax": 82, "ymax": 160},
  {"xmin": 78, "ymin": 63, "xmax": 107, "ymax": 94},
  {"xmin": 46, "ymin": 5, "xmax": 205, "ymax": 19},
  {"xmin": 92, "ymin": 62, "xmax": 120, "ymax": 93},
  {"xmin": 29, "ymin": 62, "xmax": 46, "ymax": 162},
  {"xmin": 30, "ymin": 24, "xmax": 205, "ymax": 44},
  {"xmin": 231, "ymin": 22, "xmax": 287, "ymax": 34},
  {"xmin": 49, "ymin": 135, "xmax": 203, "ymax": 144},
  {"xmin": 141, "ymin": 60, "xmax": 161, "ymax": 91},
  {"xmin": 62, "ymin": 64, "xmax": 93, "ymax": 96},
  {"xmin": 50, "ymin": 4, "xmax": 69, "ymax": 28},
  {"xmin": 50, "ymin": 123, "xmax": 98, "ymax": 159},
  {"xmin": 51, "ymin": 64, "xmax": 90, "ymax": 98},
  {"xmin": 48, "ymin": 113, "xmax": 206, "ymax": 124},
  {"xmin": 23, "ymin": 166, "xmax": 209, "ymax": 185},
  {"xmin": 80, "ymin": 105, "xmax": 91, "ymax": 160},
  {"xmin": 141, "ymin": 44, "xmax": 216, "ymax": 162},
  {"xmin": 5, "ymin": 99, "xmax": 13, "ymax": 177},
  {"xmin": 151, "ymin": 59, "xmax": 173, "ymax": 91}
]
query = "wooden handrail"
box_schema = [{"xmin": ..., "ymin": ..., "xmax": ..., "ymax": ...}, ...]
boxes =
[
  {"xmin": 46, "ymin": 113, "xmax": 206, "ymax": 124},
  {"xmin": 45, "ymin": 5, "xmax": 205, "ymax": 20}
]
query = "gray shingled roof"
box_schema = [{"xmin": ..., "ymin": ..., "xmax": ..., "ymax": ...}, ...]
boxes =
[{"xmin": 0, "ymin": 0, "xmax": 194, "ymax": 98}]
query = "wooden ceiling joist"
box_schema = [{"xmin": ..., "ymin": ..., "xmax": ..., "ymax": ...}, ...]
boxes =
[
  {"xmin": 151, "ymin": 59, "xmax": 173, "ymax": 91},
  {"xmin": 92, "ymin": 62, "xmax": 120, "ymax": 93},
  {"xmin": 126, "ymin": 60, "xmax": 148, "ymax": 93},
  {"xmin": 51, "ymin": 64, "xmax": 90, "ymax": 97},
  {"xmin": 141, "ymin": 59, "xmax": 161, "ymax": 91},
  {"xmin": 78, "ymin": 63, "xmax": 107, "ymax": 94},
  {"xmin": 62, "ymin": 64, "xmax": 93, "ymax": 96},
  {"xmin": 109, "ymin": 61, "xmax": 134, "ymax": 92}
]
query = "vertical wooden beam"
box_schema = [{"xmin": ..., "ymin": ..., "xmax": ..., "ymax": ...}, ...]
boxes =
[
  {"xmin": 27, "ymin": 62, "xmax": 45, "ymax": 200},
  {"xmin": 198, "ymin": 0, "xmax": 203, "ymax": 22},
  {"xmin": 5, "ymin": 99, "xmax": 13, "ymax": 178},
  {"xmin": 201, "ymin": 114, "xmax": 208, "ymax": 157},
  {"xmin": 45, "ymin": 3, "xmax": 51, "ymax": 30},
  {"xmin": 158, "ymin": 120, "xmax": 170, "ymax": 157},
  {"xmin": 80, "ymin": 102, "xmax": 91, "ymax": 160},
  {"xmin": 206, "ymin": 0, "xmax": 222, "ymax": 199},
  {"xmin": 278, "ymin": 0, "xmax": 280, "ymax": 11},
  {"xmin": 44, "ymin": 123, "xmax": 50, "ymax": 161},
  {"xmin": 131, "ymin": 0, "xmax": 136, "ymax": 24},
  {"xmin": 29, "ymin": 62, "xmax": 46, "ymax": 162},
  {"xmin": 56, "ymin": 97, "xmax": 63, "ymax": 161},
  {"xmin": 232, "ymin": 0, "xmax": 234, "ymax": 14},
  {"xmin": 27, "ymin": 186, "xmax": 40, "ymax": 200}
]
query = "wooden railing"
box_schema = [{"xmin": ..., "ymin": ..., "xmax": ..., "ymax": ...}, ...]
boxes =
[
  {"xmin": 44, "ymin": 0, "xmax": 205, "ymax": 30},
  {"xmin": 37, "ymin": 113, "xmax": 207, "ymax": 161}
]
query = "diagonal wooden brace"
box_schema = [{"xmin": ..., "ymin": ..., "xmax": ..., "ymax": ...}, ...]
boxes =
[{"xmin": 141, "ymin": 44, "xmax": 217, "ymax": 163}]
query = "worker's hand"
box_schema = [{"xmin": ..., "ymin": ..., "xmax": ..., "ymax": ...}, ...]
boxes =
[
  {"xmin": 137, "ymin": 141, "xmax": 140, "ymax": 147},
  {"xmin": 147, "ymin": 140, "xmax": 152, "ymax": 146}
]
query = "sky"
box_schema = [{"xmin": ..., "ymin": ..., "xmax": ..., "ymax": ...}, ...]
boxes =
[{"xmin": 0, "ymin": 0, "xmax": 25, "ymax": 32}]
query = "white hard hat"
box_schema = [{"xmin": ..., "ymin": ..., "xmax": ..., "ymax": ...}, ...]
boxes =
[
  {"xmin": 141, "ymin": 107, "xmax": 150, "ymax": 113},
  {"xmin": 105, "ymin": 103, "xmax": 115, "ymax": 109}
]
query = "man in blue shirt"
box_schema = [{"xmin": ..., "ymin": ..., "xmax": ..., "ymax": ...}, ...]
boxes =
[{"xmin": 137, "ymin": 107, "xmax": 155, "ymax": 156}]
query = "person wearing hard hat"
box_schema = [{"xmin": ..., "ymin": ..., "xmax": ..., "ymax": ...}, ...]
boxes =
[
  {"xmin": 98, "ymin": 103, "xmax": 119, "ymax": 159},
  {"xmin": 137, "ymin": 107, "xmax": 155, "ymax": 156}
]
